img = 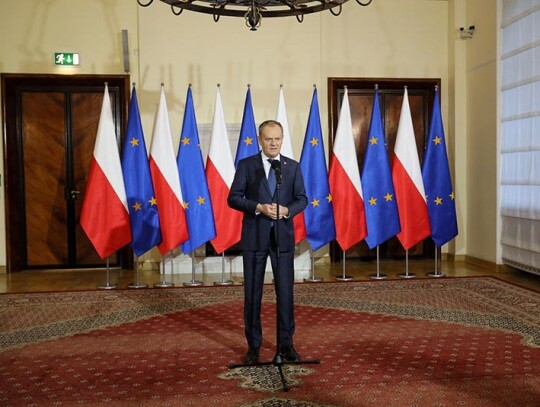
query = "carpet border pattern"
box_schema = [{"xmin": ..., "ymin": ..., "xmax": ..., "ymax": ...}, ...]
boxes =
[{"xmin": 1, "ymin": 276, "xmax": 539, "ymax": 351}]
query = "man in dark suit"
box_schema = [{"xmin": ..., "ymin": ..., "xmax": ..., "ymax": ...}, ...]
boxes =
[{"xmin": 228, "ymin": 120, "xmax": 307, "ymax": 365}]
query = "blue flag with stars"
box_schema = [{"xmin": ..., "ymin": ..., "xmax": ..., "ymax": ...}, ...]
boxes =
[
  {"xmin": 177, "ymin": 86, "xmax": 216, "ymax": 254},
  {"xmin": 234, "ymin": 86, "xmax": 259, "ymax": 167},
  {"xmin": 299, "ymin": 87, "xmax": 336, "ymax": 251},
  {"xmin": 361, "ymin": 88, "xmax": 401, "ymax": 249},
  {"xmin": 421, "ymin": 88, "xmax": 458, "ymax": 246},
  {"xmin": 121, "ymin": 86, "xmax": 162, "ymax": 256}
]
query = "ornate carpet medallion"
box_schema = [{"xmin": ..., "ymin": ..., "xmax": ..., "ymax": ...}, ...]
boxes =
[
  {"xmin": 218, "ymin": 365, "xmax": 316, "ymax": 391},
  {"xmin": 238, "ymin": 397, "xmax": 339, "ymax": 407}
]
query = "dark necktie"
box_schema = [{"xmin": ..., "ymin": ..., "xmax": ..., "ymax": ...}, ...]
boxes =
[{"xmin": 267, "ymin": 159, "xmax": 276, "ymax": 195}]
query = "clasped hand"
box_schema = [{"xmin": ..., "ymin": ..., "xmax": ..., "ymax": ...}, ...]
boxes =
[{"xmin": 260, "ymin": 203, "xmax": 288, "ymax": 220}]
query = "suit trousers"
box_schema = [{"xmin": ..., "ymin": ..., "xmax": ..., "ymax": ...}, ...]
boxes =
[{"xmin": 242, "ymin": 228, "xmax": 295, "ymax": 350}]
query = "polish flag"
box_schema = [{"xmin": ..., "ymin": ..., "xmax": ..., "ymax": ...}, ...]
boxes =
[
  {"xmin": 276, "ymin": 86, "xmax": 306, "ymax": 244},
  {"xmin": 206, "ymin": 86, "xmax": 242, "ymax": 254},
  {"xmin": 276, "ymin": 86, "xmax": 295, "ymax": 159},
  {"xmin": 80, "ymin": 85, "xmax": 132, "ymax": 259},
  {"xmin": 392, "ymin": 88, "xmax": 431, "ymax": 250},
  {"xmin": 328, "ymin": 88, "xmax": 367, "ymax": 250},
  {"xmin": 149, "ymin": 86, "xmax": 188, "ymax": 254}
]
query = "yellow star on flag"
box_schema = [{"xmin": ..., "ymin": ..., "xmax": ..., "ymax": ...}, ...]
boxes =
[
  {"xmin": 434, "ymin": 197, "xmax": 443, "ymax": 205},
  {"xmin": 148, "ymin": 197, "xmax": 157, "ymax": 206},
  {"xmin": 311, "ymin": 198, "xmax": 320, "ymax": 207},
  {"xmin": 433, "ymin": 136, "xmax": 442, "ymax": 145},
  {"xmin": 244, "ymin": 137, "xmax": 253, "ymax": 145},
  {"xmin": 182, "ymin": 137, "xmax": 190, "ymax": 146},
  {"xmin": 132, "ymin": 202, "xmax": 142, "ymax": 211},
  {"xmin": 450, "ymin": 191, "xmax": 455, "ymax": 200},
  {"xmin": 183, "ymin": 201, "xmax": 189, "ymax": 209},
  {"xmin": 369, "ymin": 197, "xmax": 377, "ymax": 206},
  {"xmin": 369, "ymin": 137, "xmax": 378, "ymax": 145},
  {"xmin": 310, "ymin": 138, "xmax": 319, "ymax": 147},
  {"xmin": 326, "ymin": 194, "xmax": 332, "ymax": 203},
  {"xmin": 197, "ymin": 196, "xmax": 205, "ymax": 205},
  {"xmin": 130, "ymin": 137, "xmax": 139, "ymax": 147},
  {"xmin": 384, "ymin": 193, "xmax": 393, "ymax": 202}
]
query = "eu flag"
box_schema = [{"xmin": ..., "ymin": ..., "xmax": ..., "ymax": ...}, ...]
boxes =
[
  {"xmin": 121, "ymin": 86, "xmax": 162, "ymax": 256},
  {"xmin": 361, "ymin": 88, "xmax": 401, "ymax": 249},
  {"xmin": 299, "ymin": 87, "xmax": 336, "ymax": 251},
  {"xmin": 177, "ymin": 86, "xmax": 217, "ymax": 254},
  {"xmin": 234, "ymin": 86, "xmax": 260, "ymax": 167},
  {"xmin": 421, "ymin": 88, "xmax": 458, "ymax": 246}
]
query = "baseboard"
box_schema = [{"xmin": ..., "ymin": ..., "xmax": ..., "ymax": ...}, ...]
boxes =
[
  {"xmin": 442, "ymin": 253, "xmax": 465, "ymax": 262},
  {"xmin": 0, "ymin": 266, "xmax": 5, "ymax": 274},
  {"xmin": 464, "ymin": 255, "xmax": 507, "ymax": 272}
]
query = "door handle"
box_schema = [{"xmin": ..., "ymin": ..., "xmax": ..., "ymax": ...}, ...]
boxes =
[{"xmin": 70, "ymin": 190, "xmax": 80, "ymax": 200}]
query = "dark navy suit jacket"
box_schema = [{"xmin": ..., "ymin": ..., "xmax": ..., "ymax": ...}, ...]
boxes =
[{"xmin": 227, "ymin": 153, "xmax": 307, "ymax": 251}]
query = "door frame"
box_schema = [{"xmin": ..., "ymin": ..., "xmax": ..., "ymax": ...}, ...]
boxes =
[{"xmin": 2, "ymin": 73, "xmax": 132, "ymax": 273}]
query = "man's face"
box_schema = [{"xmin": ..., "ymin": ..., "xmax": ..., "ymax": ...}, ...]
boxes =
[{"xmin": 258, "ymin": 124, "xmax": 283, "ymax": 159}]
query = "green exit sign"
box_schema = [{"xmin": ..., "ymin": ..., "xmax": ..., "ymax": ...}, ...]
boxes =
[{"xmin": 54, "ymin": 52, "xmax": 80, "ymax": 66}]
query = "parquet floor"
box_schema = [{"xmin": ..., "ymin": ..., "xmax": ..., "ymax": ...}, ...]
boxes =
[{"xmin": 1, "ymin": 259, "xmax": 539, "ymax": 293}]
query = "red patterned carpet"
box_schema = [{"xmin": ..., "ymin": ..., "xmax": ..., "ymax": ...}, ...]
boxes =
[{"xmin": 1, "ymin": 277, "xmax": 539, "ymax": 406}]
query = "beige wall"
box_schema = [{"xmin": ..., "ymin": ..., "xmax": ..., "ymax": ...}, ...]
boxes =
[
  {"xmin": 464, "ymin": 0, "xmax": 498, "ymax": 263},
  {"xmin": 0, "ymin": 0, "xmax": 498, "ymax": 267}
]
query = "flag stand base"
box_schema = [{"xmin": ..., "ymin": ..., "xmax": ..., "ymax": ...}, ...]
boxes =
[
  {"xmin": 427, "ymin": 248, "xmax": 445, "ymax": 278},
  {"xmin": 154, "ymin": 281, "xmax": 174, "ymax": 288},
  {"xmin": 335, "ymin": 250, "xmax": 353, "ymax": 281},
  {"xmin": 184, "ymin": 256, "xmax": 203, "ymax": 286},
  {"xmin": 304, "ymin": 250, "xmax": 323, "ymax": 282},
  {"xmin": 184, "ymin": 280, "xmax": 203, "ymax": 286},
  {"xmin": 97, "ymin": 283, "xmax": 117, "ymax": 290},
  {"xmin": 335, "ymin": 275, "xmax": 353, "ymax": 281},
  {"xmin": 155, "ymin": 255, "xmax": 174, "ymax": 288},
  {"xmin": 128, "ymin": 283, "xmax": 148, "ymax": 288},
  {"xmin": 397, "ymin": 273, "xmax": 416, "ymax": 279},
  {"xmin": 97, "ymin": 259, "xmax": 117, "ymax": 289},
  {"xmin": 128, "ymin": 260, "xmax": 148, "ymax": 288},
  {"xmin": 304, "ymin": 277, "xmax": 323, "ymax": 282},
  {"xmin": 368, "ymin": 247, "xmax": 387, "ymax": 280},
  {"xmin": 398, "ymin": 250, "xmax": 415, "ymax": 278},
  {"xmin": 214, "ymin": 253, "xmax": 234, "ymax": 285},
  {"xmin": 214, "ymin": 280, "xmax": 234, "ymax": 286}
]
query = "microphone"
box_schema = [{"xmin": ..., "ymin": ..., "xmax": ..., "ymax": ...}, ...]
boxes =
[{"xmin": 270, "ymin": 159, "xmax": 282, "ymax": 184}]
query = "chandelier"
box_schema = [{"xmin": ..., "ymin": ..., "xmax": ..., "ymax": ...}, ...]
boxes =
[{"xmin": 137, "ymin": 0, "xmax": 373, "ymax": 31}]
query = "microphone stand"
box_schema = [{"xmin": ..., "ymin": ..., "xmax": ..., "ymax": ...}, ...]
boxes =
[{"xmin": 229, "ymin": 161, "xmax": 320, "ymax": 392}]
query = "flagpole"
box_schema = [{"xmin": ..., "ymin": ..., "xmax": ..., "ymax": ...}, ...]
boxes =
[
  {"xmin": 304, "ymin": 249, "xmax": 322, "ymax": 282},
  {"xmin": 128, "ymin": 255, "xmax": 148, "ymax": 288},
  {"xmin": 154, "ymin": 252, "xmax": 174, "ymax": 287},
  {"xmin": 427, "ymin": 246, "xmax": 445, "ymax": 278},
  {"xmin": 214, "ymin": 252, "xmax": 234, "ymax": 285},
  {"xmin": 398, "ymin": 249, "xmax": 416, "ymax": 278},
  {"xmin": 184, "ymin": 252, "xmax": 203, "ymax": 286},
  {"xmin": 97, "ymin": 257, "xmax": 117, "ymax": 289},
  {"xmin": 335, "ymin": 250, "xmax": 353, "ymax": 281},
  {"xmin": 369, "ymin": 246, "xmax": 387, "ymax": 280}
]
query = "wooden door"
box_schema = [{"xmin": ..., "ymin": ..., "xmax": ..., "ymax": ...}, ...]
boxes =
[
  {"xmin": 2, "ymin": 74, "xmax": 131, "ymax": 272},
  {"xmin": 327, "ymin": 78, "xmax": 439, "ymax": 261}
]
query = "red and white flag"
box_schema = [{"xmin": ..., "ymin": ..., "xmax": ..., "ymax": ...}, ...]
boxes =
[
  {"xmin": 80, "ymin": 85, "xmax": 132, "ymax": 259},
  {"xmin": 149, "ymin": 86, "xmax": 188, "ymax": 254},
  {"xmin": 392, "ymin": 88, "xmax": 431, "ymax": 250},
  {"xmin": 276, "ymin": 86, "xmax": 306, "ymax": 244},
  {"xmin": 206, "ymin": 86, "xmax": 242, "ymax": 254},
  {"xmin": 328, "ymin": 88, "xmax": 367, "ymax": 250},
  {"xmin": 276, "ymin": 86, "xmax": 295, "ymax": 159}
]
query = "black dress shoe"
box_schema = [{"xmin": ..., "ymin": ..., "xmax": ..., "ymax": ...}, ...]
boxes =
[
  {"xmin": 280, "ymin": 345, "xmax": 300, "ymax": 362},
  {"xmin": 243, "ymin": 347, "xmax": 259, "ymax": 364}
]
